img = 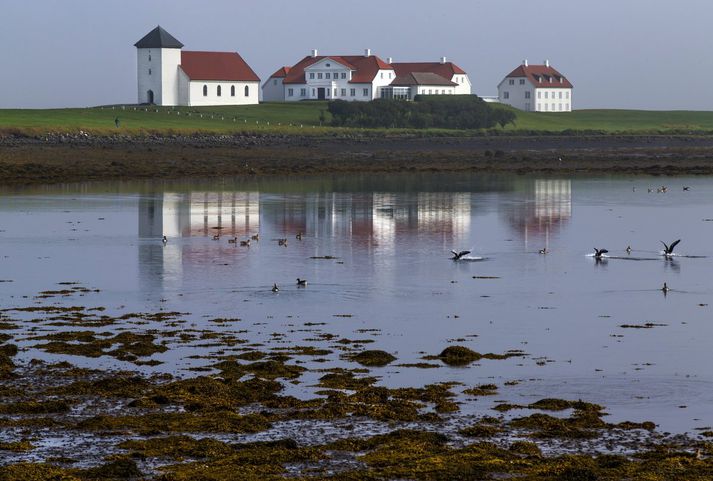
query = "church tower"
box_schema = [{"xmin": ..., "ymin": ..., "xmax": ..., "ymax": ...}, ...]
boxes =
[{"xmin": 134, "ymin": 26, "xmax": 183, "ymax": 106}]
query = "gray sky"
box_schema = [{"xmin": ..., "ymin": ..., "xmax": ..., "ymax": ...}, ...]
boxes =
[{"xmin": 1, "ymin": 0, "xmax": 711, "ymax": 110}]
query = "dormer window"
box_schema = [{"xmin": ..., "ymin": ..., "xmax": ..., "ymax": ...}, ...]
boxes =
[{"xmin": 326, "ymin": 63, "xmax": 331, "ymax": 67}]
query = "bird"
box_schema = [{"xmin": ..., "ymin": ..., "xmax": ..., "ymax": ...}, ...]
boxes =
[
  {"xmin": 593, "ymin": 248, "xmax": 608, "ymax": 258},
  {"xmin": 660, "ymin": 239, "xmax": 681, "ymax": 257},
  {"xmin": 212, "ymin": 234, "xmax": 220, "ymax": 241},
  {"xmin": 228, "ymin": 237, "xmax": 238, "ymax": 244},
  {"xmin": 661, "ymin": 282, "xmax": 670, "ymax": 293},
  {"xmin": 296, "ymin": 278, "xmax": 307, "ymax": 286},
  {"xmin": 451, "ymin": 250, "xmax": 471, "ymax": 260},
  {"xmin": 278, "ymin": 238, "xmax": 288, "ymax": 246},
  {"xmin": 162, "ymin": 236, "xmax": 167, "ymax": 244},
  {"xmin": 647, "ymin": 188, "xmax": 653, "ymax": 193},
  {"xmin": 251, "ymin": 233, "xmax": 260, "ymax": 241},
  {"xmin": 296, "ymin": 232, "xmax": 303, "ymax": 240},
  {"xmin": 626, "ymin": 245, "xmax": 632, "ymax": 254},
  {"xmin": 272, "ymin": 283, "xmax": 279, "ymax": 292},
  {"xmin": 240, "ymin": 239, "xmax": 250, "ymax": 247},
  {"xmin": 683, "ymin": 186, "xmax": 690, "ymax": 191},
  {"xmin": 539, "ymin": 248, "xmax": 548, "ymax": 255}
]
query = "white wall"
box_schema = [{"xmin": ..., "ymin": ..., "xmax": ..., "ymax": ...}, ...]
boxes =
[
  {"xmin": 534, "ymin": 88, "xmax": 572, "ymax": 112},
  {"xmin": 413, "ymin": 86, "xmax": 456, "ymax": 96},
  {"xmin": 187, "ymin": 80, "xmax": 259, "ymax": 106},
  {"xmin": 497, "ymin": 76, "xmax": 535, "ymax": 111},
  {"xmin": 451, "ymin": 74, "xmax": 472, "ymax": 95},
  {"xmin": 137, "ymin": 47, "xmax": 181, "ymax": 106},
  {"xmin": 262, "ymin": 77, "xmax": 285, "ymax": 102}
]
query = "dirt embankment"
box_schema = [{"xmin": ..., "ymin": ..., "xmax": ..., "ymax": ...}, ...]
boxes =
[{"xmin": 3, "ymin": 133, "xmax": 713, "ymax": 185}]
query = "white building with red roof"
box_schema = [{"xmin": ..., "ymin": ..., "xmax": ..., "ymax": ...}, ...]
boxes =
[
  {"xmin": 497, "ymin": 60, "xmax": 573, "ymax": 112},
  {"xmin": 262, "ymin": 50, "xmax": 471, "ymax": 102},
  {"xmin": 135, "ymin": 26, "xmax": 260, "ymax": 106}
]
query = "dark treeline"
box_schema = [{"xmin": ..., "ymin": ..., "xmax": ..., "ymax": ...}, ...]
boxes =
[{"xmin": 327, "ymin": 95, "xmax": 516, "ymax": 129}]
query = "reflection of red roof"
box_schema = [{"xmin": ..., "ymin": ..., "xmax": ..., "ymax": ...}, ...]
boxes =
[
  {"xmin": 282, "ymin": 55, "xmax": 393, "ymax": 84},
  {"xmin": 180, "ymin": 51, "xmax": 260, "ymax": 82},
  {"xmin": 505, "ymin": 65, "xmax": 573, "ymax": 88},
  {"xmin": 392, "ymin": 62, "xmax": 466, "ymax": 79}
]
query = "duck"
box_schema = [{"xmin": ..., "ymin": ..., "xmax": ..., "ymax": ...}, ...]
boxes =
[
  {"xmin": 538, "ymin": 248, "xmax": 548, "ymax": 255},
  {"xmin": 593, "ymin": 248, "xmax": 608, "ymax": 258},
  {"xmin": 272, "ymin": 283, "xmax": 279, "ymax": 292},
  {"xmin": 228, "ymin": 237, "xmax": 238, "ymax": 244},
  {"xmin": 661, "ymin": 282, "xmax": 670, "ymax": 293},
  {"xmin": 683, "ymin": 186, "xmax": 690, "ymax": 191},
  {"xmin": 162, "ymin": 236, "xmax": 167, "ymax": 244},
  {"xmin": 296, "ymin": 278, "xmax": 307, "ymax": 286},
  {"xmin": 626, "ymin": 245, "xmax": 632, "ymax": 254},
  {"xmin": 451, "ymin": 250, "xmax": 471, "ymax": 260},
  {"xmin": 278, "ymin": 238, "xmax": 288, "ymax": 246},
  {"xmin": 296, "ymin": 232, "xmax": 303, "ymax": 240},
  {"xmin": 240, "ymin": 239, "xmax": 250, "ymax": 247},
  {"xmin": 251, "ymin": 233, "xmax": 260, "ymax": 241},
  {"xmin": 212, "ymin": 234, "xmax": 220, "ymax": 241},
  {"xmin": 660, "ymin": 239, "xmax": 680, "ymax": 257}
]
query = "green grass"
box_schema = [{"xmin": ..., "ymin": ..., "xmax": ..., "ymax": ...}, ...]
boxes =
[{"xmin": 1, "ymin": 102, "xmax": 713, "ymax": 136}]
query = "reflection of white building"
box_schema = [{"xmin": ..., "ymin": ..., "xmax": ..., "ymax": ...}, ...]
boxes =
[{"xmin": 506, "ymin": 179, "xmax": 572, "ymax": 246}]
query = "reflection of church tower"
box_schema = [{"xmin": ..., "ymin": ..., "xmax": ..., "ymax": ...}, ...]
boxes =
[{"xmin": 506, "ymin": 179, "xmax": 572, "ymax": 247}]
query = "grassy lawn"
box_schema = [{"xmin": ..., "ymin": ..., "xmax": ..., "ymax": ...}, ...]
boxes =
[{"xmin": 1, "ymin": 101, "xmax": 713, "ymax": 136}]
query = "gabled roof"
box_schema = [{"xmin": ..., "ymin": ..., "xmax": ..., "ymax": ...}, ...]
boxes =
[
  {"xmin": 134, "ymin": 26, "xmax": 184, "ymax": 49},
  {"xmin": 391, "ymin": 62, "xmax": 466, "ymax": 79},
  {"xmin": 506, "ymin": 64, "xmax": 573, "ymax": 88},
  {"xmin": 281, "ymin": 55, "xmax": 393, "ymax": 84},
  {"xmin": 269, "ymin": 66, "xmax": 291, "ymax": 78},
  {"xmin": 391, "ymin": 72, "xmax": 457, "ymax": 87},
  {"xmin": 180, "ymin": 51, "xmax": 260, "ymax": 82}
]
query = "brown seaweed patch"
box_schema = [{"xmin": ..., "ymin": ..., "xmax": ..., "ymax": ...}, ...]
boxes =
[
  {"xmin": 0, "ymin": 440, "xmax": 34, "ymax": 452},
  {"xmin": 464, "ymin": 384, "xmax": 499, "ymax": 396},
  {"xmin": 350, "ymin": 350, "xmax": 397, "ymax": 367},
  {"xmin": 427, "ymin": 345, "xmax": 523, "ymax": 366}
]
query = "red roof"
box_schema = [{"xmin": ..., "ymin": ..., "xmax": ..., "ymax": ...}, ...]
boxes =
[
  {"xmin": 506, "ymin": 64, "xmax": 573, "ymax": 88},
  {"xmin": 269, "ymin": 66, "xmax": 291, "ymax": 78},
  {"xmin": 392, "ymin": 62, "xmax": 466, "ymax": 79},
  {"xmin": 280, "ymin": 55, "xmax": 393, "ymax": 84},
  {"xmin": 180, "ymin": 51, "xmax": 260, "ymax": 82}
]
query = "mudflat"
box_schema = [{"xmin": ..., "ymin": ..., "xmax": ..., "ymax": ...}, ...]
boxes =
[{"xmin": 3, "ymin": 133, "xmax": 713, "ymax": 185}]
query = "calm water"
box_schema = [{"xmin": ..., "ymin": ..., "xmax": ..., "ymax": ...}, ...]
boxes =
[{"xmin": 2, "ymin": 173, "xmax": 713, "ymax": 433}]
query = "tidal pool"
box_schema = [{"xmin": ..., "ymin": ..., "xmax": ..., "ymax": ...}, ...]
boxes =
[{"xmin": 1, "ymin": 172, "xmax": 712, "ymax": 438}]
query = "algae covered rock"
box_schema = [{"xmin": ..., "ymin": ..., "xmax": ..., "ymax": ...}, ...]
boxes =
[
  {"xmin": 437, "ymin": 346, "xmax": 482, "ymax": 366},
  {"xmin": 351, "ymin": 350, "xmax": 397, "ymax": 367}
]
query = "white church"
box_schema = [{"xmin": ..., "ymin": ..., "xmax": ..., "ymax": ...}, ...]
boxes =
[{"xmin": 134, "ymin": 26, "xmax": 260, "ymax": 106}]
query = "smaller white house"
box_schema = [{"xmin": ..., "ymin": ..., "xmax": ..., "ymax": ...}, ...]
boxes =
[
  {"xmin": 135, "ymin": 26, "xmax": 260, "ymax": 106},
  {"xmin": 497, "ymin": 60, "xmax": 573, "ymax": 112}
]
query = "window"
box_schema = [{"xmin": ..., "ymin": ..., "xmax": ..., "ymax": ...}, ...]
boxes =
[
  {"xmin": 341, "ymin": 72, "xmax": 347, "ymax": 79},
  {"xmin": 244, "ymin": 85, "xmax": 249, "ymax": 97},
  {"xmin": 288, "ymin": 88, "xmax": 294, "ymax": 97},
  {"xmin": 544, "ymin": 91, "xmax": 548, "ymax": 99},
  {"xmin": 309, "ymin": 73, "xmax": 315, "ymax": 79},
  {"xmin": 537, "ymin": 103, "xmax": 541, "ymax": 110},
  {"xmin": 503, "ymin": 91, "xmax": 509, "ymax": 99},
  {"xmin": 317, "ymin": 73, "xmax": 323, "ymax": 79},
  {"xmin": 566, "ymin": 91, "xmax": 570, "ymax": 99},
  {"xmin": 363, "ymin": 88, "xmax": 369, "ymax": 96},
  {"xmin": 389, "ymin": 72, "xmax": 392, "ymax": 79},
  {"xmin": 332, "ymin": 88, "xmax": 336, "ymax": 96},
  {"xmin": 326, "ymin": 73, "xmax": 331, "ymax": 79},
  {"xmin": 273, "ymin": 79, "xmax": 277, "ymax": 85},
  {"xmin": 217, "ymin": 85, "xmax": 222, "ymax": 96},
  {"xmin": 300, "ymin": 88, "xmax": 306, "ymax": 97},
  {"xmin": 203, "ymin": 85, "xmax": 208, "ymax": 96},
  {"xmin": 509, "ymin": 79, "xmax": 514, "ymax": 85},
  {"xmin": 231, "ymin": 85, "xmax": 236, "ymax": 96},
  {"xmin": 559, "ymin": 91, "xmax": 563, "ymax": 99},
  {"xmin": 565, "ymin": 103, "xmax": 570, "ymax": 110},
  {"xmin": 148, "ymin": 54, "xmax": 151, "ymax": 61},
  {"xmin": 519, "ymin": 79, "xmax": 525, "ymax": 85},
  {"xmin": 326, "ymin": 63, "xmax": 331, "ymax": 67},
  {"xmin": 525, "ymin": 91, "xmax": 530, "ymax": 99},
  {"xmin": 312, "ymin": 88, "xmax": 316, "ymax": 96},
  {"xmin": 537, "ymin": 91, "xmax": 541, "ymax": 99},
  {"xmin": 381, "ymin": 72, "xmax": 384, "ymax": 79},
  {"xmin": 441, "ymin": 90, "xmax": 445, "ymax": 94},
  {"xmin": 559, "ymin": 103, "xmax": 562, "ymax": 111},
  {"xmin": 148, "ymin": 68, "xmax": 151, "ymax": 75},
  {"xmin": 350, "ymin": 88, "xmax": 356, "ymax": 97},
  {"xmin": 341, "ymin": 88, "xmax": 346, "ymax": 96}
]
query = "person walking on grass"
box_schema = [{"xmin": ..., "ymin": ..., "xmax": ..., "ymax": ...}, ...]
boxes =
[{"xmin": 114, "ymin": 117, "xmax": 120, "ymax": 128}]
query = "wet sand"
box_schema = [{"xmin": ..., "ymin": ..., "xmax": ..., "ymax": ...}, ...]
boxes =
[{"xmin": 3, "ymin": 134, "xmax": 713, "ymax": 185}]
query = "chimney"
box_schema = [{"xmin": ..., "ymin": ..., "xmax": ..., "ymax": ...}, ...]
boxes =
[
  {"xmin": 387, "ymin": 57, "xmax": 393, "ymax": 64},
  {"xmin": 440, "ymin": 56, "xmax": 447, "ymax": 64},
  {"xmin": 523, "ymin": 59, "xmax": 528, "ymax": 67},
  {"xmin": 365, "ymin": 48, "xmax": 371, "ymax": 57},
  {"xmin": 311, "ymin": 49, "xmax": 318, "ymax": 58},
  {"xmin": 544, "ymin": 59, "xmax": 550, "ymax": 67}
]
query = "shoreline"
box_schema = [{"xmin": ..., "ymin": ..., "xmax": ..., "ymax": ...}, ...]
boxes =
[{"xmin": 4, "ymin": 133, "xmax": 713, "ymax": 185}]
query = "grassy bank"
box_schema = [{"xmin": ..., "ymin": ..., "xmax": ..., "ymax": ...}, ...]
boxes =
[{"xmin": 2, "ymin": 103, "xmax": 713, "ymax": 136}]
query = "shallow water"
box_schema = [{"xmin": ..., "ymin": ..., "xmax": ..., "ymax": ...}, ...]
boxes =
[{"xmin": 1, "ymin": 173, "xmax": 713, "ymax": 434}]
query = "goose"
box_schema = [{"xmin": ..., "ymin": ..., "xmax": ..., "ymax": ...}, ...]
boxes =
[
  {"xmin": 296, "ymin": 232, "xmax": 303, "ymax": 240},
  {"xmin": 162, "ymin": 236, "xmax": 167, "ymax": 244},
  {"xmin": 660, "ymin": 239, "xmax": 680, "ymax": 257},
  {"xmin": 272, "ymin": 283, "xmax": 279, "ymax": 292},
  {"xmin": 240, "ymin": 239, "xmax": 250, "ymax": 247},
  {"xmin": 626, "ymin": 245, "xmax": 632, "ymax": 254},
  {"xmin": 228, "ymin": 237, "xmax": 238, "ymax": 244},
  {"xmin": 661, "ymin": 282, "xmax": 670, "ymax": 293},
  {"xmin": 451, "ymin": 250, "xmax": 471, "ymax": 260},
  {"xmin": 251, "ymin": 233, "xmax": 260, "ymax": 241},
  {"xmin": 296, "ymin": 278, "xmax": 307, "ymax": 286},
  {"xmin": 593, "ymin": 248, "xmax": 608, "ymax": 258}
]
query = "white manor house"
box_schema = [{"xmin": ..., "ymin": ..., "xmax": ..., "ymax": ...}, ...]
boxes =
[
  {"xmin": 134, "ymin": 26, "xmax": 260, "ymax": 106},
  {"xmin": 497, "ymin": 60, "xmax": 573, "ymax": 112},
  {"xmin": 262, "ymin": 50, "xmax": 471, "ymax": 102}
]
